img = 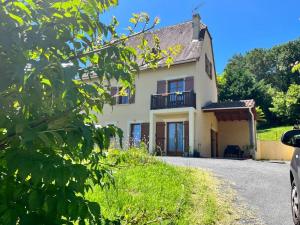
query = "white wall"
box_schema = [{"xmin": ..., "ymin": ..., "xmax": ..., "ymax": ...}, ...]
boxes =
[
  {"xmin": 94, "ymin": 30, "xmax": 219, "ymax": 155},
  {"xmin": 97, "ymin": 62, "xmax": 197, "ymax": 146}
]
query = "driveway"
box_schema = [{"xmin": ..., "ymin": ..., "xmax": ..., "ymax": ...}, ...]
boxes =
[{"xmin": 162, "ymin": 157, "xmax": 292, "ymax": 225}]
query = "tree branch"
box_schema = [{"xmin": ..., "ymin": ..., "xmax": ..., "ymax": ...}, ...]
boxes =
[{"xmin": 68, "ymin": 22, "xmax": 156, "ymax": 61}]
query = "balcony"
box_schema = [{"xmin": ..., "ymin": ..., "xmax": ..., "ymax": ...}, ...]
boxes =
[{"xmin": 150, "ymin": 91, "xmax": 196, "ymax": 110}]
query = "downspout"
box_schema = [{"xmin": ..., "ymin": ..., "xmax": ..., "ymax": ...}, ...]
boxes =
[{"xmin": 248, "ymin": 107, "xmax": 256, "ymax": 152}]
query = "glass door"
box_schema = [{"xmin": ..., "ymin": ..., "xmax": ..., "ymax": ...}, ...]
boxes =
[
  {"xmin": 168, "ymin": 79, "xmax": 184, "ymax": 107},
  {"xmin": 131, "ymin": 124, "xmax": 141, "ymax": 147},
  {"xmin": 167, "ymin": 122, "xmax": 184, "ymax": 155},
  {"xmin": 168, "ymin": 79, "xmax": 184, "ymax": 93}
]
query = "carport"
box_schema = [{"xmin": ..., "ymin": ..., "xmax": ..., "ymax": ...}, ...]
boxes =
[{"xmin": 202, "ymin": 99, "xmax": 257, "ymax": 158}]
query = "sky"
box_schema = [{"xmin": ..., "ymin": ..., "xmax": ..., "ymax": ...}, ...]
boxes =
[{"xmin": 103, "ymin": 0, "xmax": 300, "ymax": 74}]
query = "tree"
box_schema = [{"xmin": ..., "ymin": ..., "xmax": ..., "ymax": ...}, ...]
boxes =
[
  {"xmin": 267, "ymin": 40, "xmax": 300, "ymax": 91},
  {"xmin": 218, "ymin": 55, "xmax": 272, "ymax": 109},
  {"xmin": 270, "ymin": 84, "xmax": 300, "ymax": 124},
  {"xmin": 218, "ymin": 39, "xmax": 300, "ymax": 126},
  {"xmin": 244, "ymin": 48, "xmax": 274, "ymax": 83},
  {"xmin": 218, "ymin": 55, "xmax": 256, "ymax": 100},
  {"xmin": 0, "ymin": 1, "xmax": 178, "ymax": 224},
  {"xmin": 242, "ymin": 40, "xmax": 300, "ymax": 92}
]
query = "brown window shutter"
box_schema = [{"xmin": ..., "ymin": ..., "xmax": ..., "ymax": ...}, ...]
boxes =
[
  {"xmin": 205, "ymin": 54, "xmax": 208, "ymax": 74},
  {"xmin": 157, "ymin": 80, "xmax": 166, "ymax": 94},
  {"xmin": 110, "ymin": 87, "xmax": 118, "ymax": 105},
  {"xmin": 205, "ymin": 54, "xmax": 213, "ymax": 80},
  {"xmin": 141, "ymin": 123, "xmax": 149, "ymax": 147},
  {"xmin": 185, "ymin": 76, "xmax": 194, "ymax": 91},
  {"xmin": 184, "ymin": 121, "xmax": 189, "ymax": 153},
  {"xmin": 129, "ymin": 85, "xmax": 135, "ymax": 104},
  {"xmin": 156, "ymin": 122, "xmax": 165, "ymax": 153},
  {"xmin": 129, "ymin": 124, "xmax": 134, "ymax": 147}
]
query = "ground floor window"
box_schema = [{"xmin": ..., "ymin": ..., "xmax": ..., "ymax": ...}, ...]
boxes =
[
  {"xmin": 167, "ymin": 122, "xmax": 184, "ymax": 155},
  {"xmin": 130, "ymin": 123, "xmax": 142, "ymax": 147}
]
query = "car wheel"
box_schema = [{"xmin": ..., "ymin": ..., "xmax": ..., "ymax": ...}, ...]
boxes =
[{"xmin": 292, "ymin": 181, "xmax": 300, "ymax": 225}]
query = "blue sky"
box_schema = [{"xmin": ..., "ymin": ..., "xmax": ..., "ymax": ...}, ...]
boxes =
[{"xmin": 104, "ymin": 0, "xmax": 300, "ymax": 74}]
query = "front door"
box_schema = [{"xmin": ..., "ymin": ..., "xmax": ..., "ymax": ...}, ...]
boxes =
[
  {"xmin": 211, "ymin": 129, "xmax": 218, "ymax": 158},
  {"xmin": 130, "ymin": 124, "xmax": 141, "ymax": 147},
  {"xmin": 167, "ymin": 122, "xmax": 184, "ymax": 156}
]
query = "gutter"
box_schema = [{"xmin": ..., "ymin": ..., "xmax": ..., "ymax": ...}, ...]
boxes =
[
  {"xmin": 202, "ymin": 106, "xmax": 252, "ymax": 111},
  {"xmin": 80, "ymin": 58, "xmax": 199, "ymax": 81},
  {"xmin": 139, "ymin": 58, "xmax": 198, "ymax": 71}
]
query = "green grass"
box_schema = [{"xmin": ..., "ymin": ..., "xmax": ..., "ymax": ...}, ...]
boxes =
[
  {"xmin": 257, "ymin": 125, "xmax": 293, "ymax": 141},
  {"xmin": 86, "ymin": 149, "xmax": 233, "ymax": 224}
]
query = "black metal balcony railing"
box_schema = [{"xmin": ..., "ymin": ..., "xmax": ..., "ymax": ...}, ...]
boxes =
[{"xmin": 150, "ymin": 91, "xmax": 196, "ymax": 110}]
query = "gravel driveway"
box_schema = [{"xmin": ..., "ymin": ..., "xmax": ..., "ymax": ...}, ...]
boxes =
[{"xmin": 162, "ymin": 157, "xmax": 292, "ymax": 225}]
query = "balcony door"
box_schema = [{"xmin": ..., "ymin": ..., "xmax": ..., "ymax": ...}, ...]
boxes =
[
  {"xmin": 168, "ymin": 79, "xmax": 184, "ymax": 93},
  {"xmin": 168, "ymin": 79, "xmax": 184, "ymax": 107},
  {"xmin": 167, "ymin": 122, "xmax": 184, "ymax": 156}
]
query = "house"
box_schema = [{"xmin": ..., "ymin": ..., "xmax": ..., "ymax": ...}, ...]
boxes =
[{"xmin": 96, "ymin": 14, "xmax": 257, "ymax": 158}]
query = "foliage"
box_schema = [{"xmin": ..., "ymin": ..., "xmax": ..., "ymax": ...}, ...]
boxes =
[
  {"xmin": 218, "ymin": 39, "xmax": 300, "ymax": 126},
  {"xmin": 218, "ymin": 55, "xmax": 259, "ymax": 100},
  {"xmin": 244, "ymin": 40, "xmax": 300, "ymax": 91},
  {"xmin": 218, "ymin": 56, "xmax": 274, "ymax": 123},
  {"xmin": 257, "ymin": 125, "xmax": 293, "ymax": 141},
  {"xmin": 0, "ymin": 1, "xmax": 178, "ymax": 224},
  {"xmin": 86, "ymin": 149, "xmax": 230, "ymax": 225},
  {"xmin": 256, "ymin": 106, "xmax": 266, "ymax": 123},
  {"xmin": 270, "ymin": 84, "xmax": 300, "ymax": 123},
  {"xmin": 106, "ymin": 147, "xmax": 157, "ymax": 166},
  {"xmin": 292, "ymin": 61, "xmax": 300, "ymax": 74}
]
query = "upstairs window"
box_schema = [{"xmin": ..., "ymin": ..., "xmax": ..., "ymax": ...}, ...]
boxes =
[
  {"xmin": 118, "ymin": 88, "xmax": 129, "ymax": 104},
  {"xmin": 111, "ymin": 86, "xmax": 135, "ymax": 105},
  {"xmin": 205, "ymin": 54, "xmax": 213, "ymax": 79}
]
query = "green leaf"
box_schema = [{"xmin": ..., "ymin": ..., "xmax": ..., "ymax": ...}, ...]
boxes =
[
  {"xmin": 38, "ymin": 133, "xmax": 51, "ymax": 147},
  {"xmin": 8, "ymin": 13, "xmax": 24, "ymax": 25},
  {"xmin": 88, "ymin": 202, "xmax": 100, "ymax": 216},
  {"xmin": 129, "ymin": 17, "xmax": 137, "ymax": 24},
  {"xmin": 41, "ymin": 78, "xmax": 52, "ymax": 87},
  {"xmin": 43, "ymin": 196, "xmax": 57, "ymax": 215},
  {"xmin": 53, "ymin": 13, "xmax": 63, "ymax": 19},
  {"xmin": 13, "ymin": 2, "xmax": 31, "ymax": 16},
  {"xmin": 28, "ymin": 191, "xmax": 43, "ymax": 210}
]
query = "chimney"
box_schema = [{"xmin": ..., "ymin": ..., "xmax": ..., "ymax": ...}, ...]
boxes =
[{"xmin": 192, "ymin": 13, "xmax": 201, "ymax": 40}]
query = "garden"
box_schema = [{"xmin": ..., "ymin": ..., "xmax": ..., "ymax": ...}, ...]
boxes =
[{"xmin": 86, "ymin": 148, "xmax": 236, "ymax": 224}]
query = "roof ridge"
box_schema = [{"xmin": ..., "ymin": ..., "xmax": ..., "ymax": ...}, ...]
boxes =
[
  {"xmin": 150, "ymin": 20, "xmax": 192, "ymax": 33},
  {"xmin": 149, "ymin": 19, "xmax": 207, "ymax": 33}
]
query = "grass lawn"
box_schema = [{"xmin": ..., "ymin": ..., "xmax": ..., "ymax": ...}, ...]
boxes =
[
  {"xmin": 86, "ymin": 149, "xmax": 236, "ymax": 224},
  {"xmin": 257, "ymin": 125, "xmax": 293, "ymax": 141}
]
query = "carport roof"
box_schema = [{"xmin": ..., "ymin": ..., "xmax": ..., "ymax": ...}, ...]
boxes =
[
  {"xmin": 202, "ymin": 99, "xmax": 256, "ymax": 121},
  {"xmin": 202, "ymin": 99, "xmax": 255, "ymax": 111}
]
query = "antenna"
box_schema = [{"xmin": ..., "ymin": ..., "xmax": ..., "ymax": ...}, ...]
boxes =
[{"xmin": 192, "ymin": 2, "xmax": 205, "ymax": 15}]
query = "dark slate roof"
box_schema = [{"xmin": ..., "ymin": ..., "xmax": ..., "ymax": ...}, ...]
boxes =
[
  {"xmin": 126, "ymin": 20, "xmax": 207, "ymax": 68},
  {"xmin": 202, "ymin": 99, "xmax": 255, "ymax": 110},
  {"xmin": 81, "ymin": 20, "xmax": 207, "ymax": 80}
]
